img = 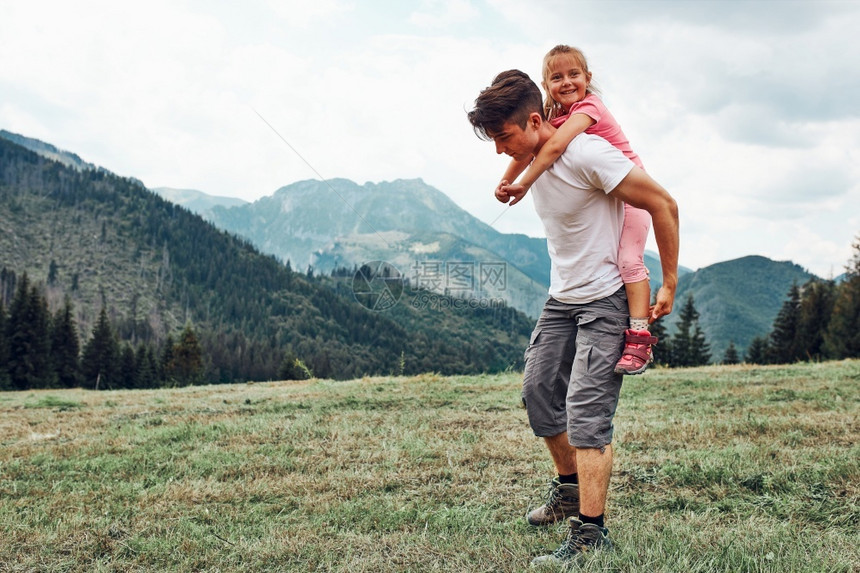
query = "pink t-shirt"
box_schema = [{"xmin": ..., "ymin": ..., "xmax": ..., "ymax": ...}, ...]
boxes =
[{"xmin": 550, "ymin": 93, "xmax": 644, "ymax": 170}]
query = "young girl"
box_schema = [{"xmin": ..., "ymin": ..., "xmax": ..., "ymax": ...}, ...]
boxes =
[{"xmin": 496, "ymin": 45, "xmax": 656, "ymax": 375}]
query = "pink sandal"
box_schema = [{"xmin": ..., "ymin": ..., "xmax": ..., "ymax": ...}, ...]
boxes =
[{"xmin": 614, "ymin": 329, "xmax": 658, "ymax": 375}]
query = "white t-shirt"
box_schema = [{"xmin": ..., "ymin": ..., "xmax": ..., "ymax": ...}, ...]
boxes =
[{"xmin": 531, "ymin": 132, "xmax": 635, "ymax": 304}]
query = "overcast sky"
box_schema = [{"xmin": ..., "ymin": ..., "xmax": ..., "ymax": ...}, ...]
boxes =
[{"xmin": 2, "ymin": 0, "xmax": 858, "ymax": 277}]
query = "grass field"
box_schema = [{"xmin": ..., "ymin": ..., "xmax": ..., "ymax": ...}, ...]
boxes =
[{"xmin": 1, "ymin": 360, "xmax": 858, "ymax": 572}]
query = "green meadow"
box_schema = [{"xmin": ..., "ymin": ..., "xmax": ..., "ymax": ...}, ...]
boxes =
[{"xmin": 1, "ymin": 361, "xmax": 858, "ymax": 572}]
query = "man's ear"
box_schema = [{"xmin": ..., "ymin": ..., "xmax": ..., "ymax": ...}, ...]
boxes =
[{"xmin": 529, "ymin": 112, "xmax": 542, "ymax": 129}]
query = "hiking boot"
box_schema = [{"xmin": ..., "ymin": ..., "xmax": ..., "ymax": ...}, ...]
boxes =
[
  {"xmin": 526, "ymin": 478, "xmax": 580, "ymax": 526},
  {"xmin": 530, "ymin": 518, "xmax": 613, "ymax": 568},
  {"xmin": 614, "ymin": 329, "xmax": 658, "ymax": 375}
]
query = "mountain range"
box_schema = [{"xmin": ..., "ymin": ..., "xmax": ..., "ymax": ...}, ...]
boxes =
[
  {"xmin": 198, "ymin": 178, "xmax": 556, "ymax": 318},
  {"xmin": 159, "ymin": 179, "xmax": 813, "ymax": 359},
  {"xmin": 0, "ymin": 132, "xmax": 534, "ymax": 381},
  {"xmin": 1, "ymin": 130, "xmax": 823, "ymax": 362},
  {"xmin": 159, "ymin": 179, "xmax": 696, "ymax": 320}
]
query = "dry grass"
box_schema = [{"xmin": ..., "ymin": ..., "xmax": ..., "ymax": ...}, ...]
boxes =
[{"xmin": 1, "ymin": 361, "xmax": 858, "ymax": 572}]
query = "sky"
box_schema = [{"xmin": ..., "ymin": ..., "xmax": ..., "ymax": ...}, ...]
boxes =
[{"xmin": 1, "ymin": 0, "xmax": 858, "ymax": 277}]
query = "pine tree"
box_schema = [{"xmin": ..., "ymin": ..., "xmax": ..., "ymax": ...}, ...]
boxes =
[
  {"xmin": 166, "ymin": 323, "xmax": 203, "ymax": 386},
  {"xmin": 7, "ymin": 274, "xmax": 53, "ymax": 389},
  {"xmin": 689, "ymin": 322, "xmax": 712, "ymax": 367},
  {"xmin": 671, "ymin": 294, "xmax": 711, "ymax": 367},
  {"xmin": 160, "ymin": 334, "xmax": 175, "ymax": 384},
  {"xmin": 824, "ymin": 237, "xmax": 860, "ymax": 359},
  {"xmin": 648, "ymin": 316, "xmax": 672, "ymax": 367},
  {"xmin": 722, "ymin": 341, "xmax": 740, "ymax": 365},
  {"xmin": 118, "ymin": 343, "xmax": 137, "ymax": 389},
  {"xmin": 47, "ymin": 259, "xmax": 58, "ymax": 287},
  {"xmin": 81, "ymin": 307, "xmax": 120, "ymax": 390},
  {"xmin": 797, "ymin": 278, "xmax": 836, "ymax": 361},
  {"xmin": 0, "ymin": 267, "xmax": 16, "ymax": 306},
  {"xmin": 51, "ymin": 297, "xmax": 81, "ymax": 388},
  {"xmin": 745, "ymin": 336, "xmax": 770, "ymax": 364},
  {"xmin": 767, "ymin": 283, "xmax": 803, "ymax": 364},
  {"xmin": 135, "ymin": 343, "xmax": 158, "ymax": 389}
]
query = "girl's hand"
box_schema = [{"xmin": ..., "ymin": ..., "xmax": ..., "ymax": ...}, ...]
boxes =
[
  {"xmin": 494, "ymin": 180, "xmax": 511, "ymax": 203},
  {"xmin": 500, "ymin": 183, "xmax": 529, "ymax": 206}
]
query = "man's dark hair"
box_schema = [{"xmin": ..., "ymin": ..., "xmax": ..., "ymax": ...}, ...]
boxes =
[{"xmin": 467, "ymin": 69, "xmax": 545, "ymax": 141}]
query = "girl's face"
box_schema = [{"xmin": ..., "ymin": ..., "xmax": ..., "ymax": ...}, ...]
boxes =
[{"xmin": 544, "ymin": 55, "xmax": 592, "ymax": 111}]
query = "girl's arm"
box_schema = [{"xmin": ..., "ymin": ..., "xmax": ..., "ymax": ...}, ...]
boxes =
[
  {"xmin": 494, "ymin": 156, "xmax": 533, "ymax": 203},
  {"xmin": 506, "ymin": 113, "xmax": 596, "ymax": 198}
]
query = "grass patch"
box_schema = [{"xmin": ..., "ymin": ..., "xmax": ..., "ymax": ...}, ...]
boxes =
[
  {"xmin": 0, "ymin": 362, "xmax": 858, "ymax": 571},
  {"xmin": 23, "ymin": 394, "xmax": 83, "ymax": 411}
]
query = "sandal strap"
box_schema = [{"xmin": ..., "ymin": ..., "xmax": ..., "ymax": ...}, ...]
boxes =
[
  {"xmin": 625, "ymin": 333, "xmax": 658, "ymax": 345},
  {"xmin": 621, "ymin": 344, "xmax": 653, "ymax": 362}
]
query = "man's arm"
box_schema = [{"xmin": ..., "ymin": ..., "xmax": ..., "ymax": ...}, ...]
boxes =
[{"xmin": 608, "ymin": 167, "xmax": 679, "ymax": 322}]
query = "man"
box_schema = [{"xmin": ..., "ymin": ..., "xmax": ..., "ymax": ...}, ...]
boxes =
[{"xmin": 468, "ymin": 70, "xmax": 679, "ymax": 566}]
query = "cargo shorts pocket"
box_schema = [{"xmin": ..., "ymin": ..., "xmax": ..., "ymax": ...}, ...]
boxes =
[{"xmin": 524, "ymin": 328, "xmax": 541, "ymax": 362}]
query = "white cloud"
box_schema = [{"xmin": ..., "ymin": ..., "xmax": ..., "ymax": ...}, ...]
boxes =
[
  {"xmin": 265, "ymin": 0, "xmax": 355, "ymax": 28},
  {"xmin": 0, "ymin": 0, "xmax": 857, "ymax": 279},
  {"xmin": 409, "ymin": 0, "xmax": 480, "ymax": 28}
]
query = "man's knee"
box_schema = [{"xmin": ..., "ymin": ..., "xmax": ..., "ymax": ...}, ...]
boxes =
[
  {"xmin": 567, "ymin": 415, "xmax": 615, "ymax": 450},
  {"xmin": 522, "ymin": 387, "xmax": 567, "ymax": 437}
]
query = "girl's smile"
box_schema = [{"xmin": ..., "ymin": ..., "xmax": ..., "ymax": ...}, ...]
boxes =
[{"xmin": 544, "ymin": 55, "xmax": 592, "ymax": 113}]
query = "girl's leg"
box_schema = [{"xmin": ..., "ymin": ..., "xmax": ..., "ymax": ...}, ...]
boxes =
[
  {"xmin": 615, "ymin": 204, "xmax": 656, "ymax": 375},
  {"xmin": 618, "ymin": 203, "xmax": 651, "ymax": 322},
  {"xmin": 625, "ymin": 279, "xmax": 651, "ymax": 330}
]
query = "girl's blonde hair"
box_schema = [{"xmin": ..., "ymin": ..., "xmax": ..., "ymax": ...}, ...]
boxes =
[{"xmin": 541, "ymin": 45, "xmax": 598, "ymax": 120}]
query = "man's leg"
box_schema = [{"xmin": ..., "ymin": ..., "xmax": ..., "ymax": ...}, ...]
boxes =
[
  {"xmin": 565, "ymin": 289, "xmax": 627, "ymax": 523},
  {"xmin": 531, "ymin": 442, "xmax": 616, "ymax": 568},
  {"xmin": 545, "ymin": 431, "xmax": 577, "ymax": 475},
  {"xmin": 576, "ymin": 444, "xmax": 612, "ymax": 519},
  {"xmin": 526, "ymin": 431, "xmax": 580, "ymax": 526},
  {"xmin": 522, "ymin": 298, "xmax": 580, "ymax": 526},
  {"xmin": 531, "ymin": 290, "xmax": 626, "ymax": 566}
]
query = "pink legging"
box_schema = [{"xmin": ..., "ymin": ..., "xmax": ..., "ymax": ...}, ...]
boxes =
[{"xmin": 618, "ymin": 202, "xmax": 651, "ymax": 283}]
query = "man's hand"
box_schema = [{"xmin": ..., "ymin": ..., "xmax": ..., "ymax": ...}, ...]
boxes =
[
  {"xmin": 499, "ymin": 183, "xmax": 529, "ymax": 206},
  {"xmin": 649, "ymin": 285, "xmax": 675, "ymax": 323}
]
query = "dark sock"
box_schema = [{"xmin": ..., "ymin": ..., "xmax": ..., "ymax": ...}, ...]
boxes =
[
  {"xmin": 558, "ymin": 472, "xmax": 578, "ymax": 485},
  {"xmin": 579, "ymin": 513, "xmax": 605, "ymax": 528}
]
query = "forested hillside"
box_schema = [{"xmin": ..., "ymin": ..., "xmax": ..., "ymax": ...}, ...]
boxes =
[
  {"xmin": 0, "ymin": 137, "xmax": 533, "ymax": 388},
  {"xmin": 661, "ymin": 256, "xmax": 814, "ymax": 359}
]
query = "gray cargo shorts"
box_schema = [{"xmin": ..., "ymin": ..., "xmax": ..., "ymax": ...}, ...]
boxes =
[{"xmin": 521, "ymin": 289, "xmax": 628, "ymax": 448}]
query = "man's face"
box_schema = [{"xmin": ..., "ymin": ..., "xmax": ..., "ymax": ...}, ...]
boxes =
[{"xmin": 489, "ymin": 119, "xmax": 538, "ymax": 161}]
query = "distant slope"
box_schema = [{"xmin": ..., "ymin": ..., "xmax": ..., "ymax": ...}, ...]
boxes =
[
  {"xmin": 662, "ymin": 255, "xmax": 815, "ymax": 361},
  {"xmin": 205, "ymin": 178, "xmax": 551, "ymax": 281},
  {"xmin": 152, "ymin": 187, "xmax": 248, "ymax": 213},
  {"xmin": 204, "ymin": 178, "xmax": 554, "ymax": 317},
  {"xmin": 0, "ymin": 136, "xmax": 533, "ymax": 381},
  {"xmin": 0, "ymin": 129, "xmax": 100, "ymax": 172},
  {"xmin": 644, "ymin": 250, "xmax": 694, "ymax": 290}
]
